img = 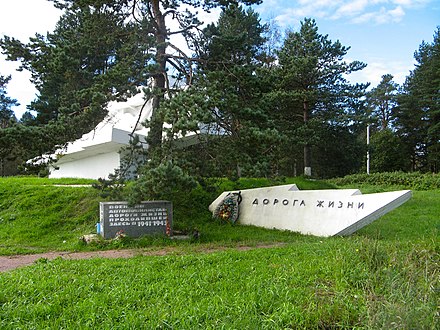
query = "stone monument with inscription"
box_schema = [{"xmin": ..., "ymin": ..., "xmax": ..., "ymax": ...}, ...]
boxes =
[
  {"xmin": 99, "ymin": 201, "xmax": 172, "ymax": 239},
  {"xmin": 209, "ymin": 185, "xmax": 412, "ymax": 237}
]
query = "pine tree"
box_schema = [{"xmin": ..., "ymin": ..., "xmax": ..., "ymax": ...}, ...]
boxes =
[
  {"xmin": 367, "ymin": 74, "xmax": 399, "ymax": 130},
  {"xmin": 0, "ymin": 75, "xmax": 18, "ymax": 129},
  {"xmin": 159, "ymin": 5, "xmax": 275, "ymax": 178},
  {"xmin": 396, "ymin": 27, "xmax": 440, "ymax": 172},
  {"xmin": 1, "ymin": 3, "xmax": 149, "ymax": 137},
  {"xmin": 275, "ymin": 18, "xmax": 367, "ymax": 177},
  {"xmin": 2, "ymin": 0, "xmax": 263, "ymax": 163},
  {"xmin": 0, "ymin": 75, "xmax": 19, "ymax": 175}
]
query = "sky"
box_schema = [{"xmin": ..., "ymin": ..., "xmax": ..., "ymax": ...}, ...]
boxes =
[{"xmin": 0, "ymin": 0, "xmax": 439, "ymax": 118}]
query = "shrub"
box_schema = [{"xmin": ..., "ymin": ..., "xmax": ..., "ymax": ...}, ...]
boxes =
[{"xmin": 329, "ymin": 171, "xmax": 440, "ymax": 190}]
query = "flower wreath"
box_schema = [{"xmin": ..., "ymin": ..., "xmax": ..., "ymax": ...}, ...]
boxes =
[{"xmin": 213, "ymin": 191, "xmax": 242, "ymax": 224}]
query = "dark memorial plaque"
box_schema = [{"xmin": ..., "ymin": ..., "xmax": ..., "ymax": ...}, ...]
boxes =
[{"xmin": 99, "ymin": 201, "xmax": 172, "ymax": 239}]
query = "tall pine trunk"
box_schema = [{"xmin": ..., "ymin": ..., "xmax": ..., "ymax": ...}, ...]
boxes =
[
  {"xmin": 148, "ymin": 0, "xmax": 167, "ymax": 155},
  {"xmin": 303, "ymin": 99, "xmax": 311, "ymax": 176}
]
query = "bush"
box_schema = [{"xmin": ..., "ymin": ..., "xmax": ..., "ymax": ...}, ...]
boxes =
[{"xmin": 328, "ymin": 171, "xmax": 440, "ymax": 190}]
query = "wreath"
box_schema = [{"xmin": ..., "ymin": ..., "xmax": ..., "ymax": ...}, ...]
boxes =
[{"xmin": 213, "ymin": 191, "xmax": 242, "ymax": 224}]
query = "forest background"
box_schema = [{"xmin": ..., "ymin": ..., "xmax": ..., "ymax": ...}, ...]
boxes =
[{"xmin": 0, "ymin": 0, "xmax": 439, "ymax": 192}]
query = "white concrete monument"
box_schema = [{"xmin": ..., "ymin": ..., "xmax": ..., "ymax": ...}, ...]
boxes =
[
  {"xmin": 49, "ymin": 93, "xmax": 151, "ymax": 179},
  {"xmin": 209, "ymin": 184, "xmax": 412, "ymax": 237}
]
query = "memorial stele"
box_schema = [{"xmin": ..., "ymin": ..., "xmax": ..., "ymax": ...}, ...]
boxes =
[
  {"xmin": 209, "ymin": 185, "xmax": 412, "ymax": 237},
  {"xmin": 99, "ymin": 201, "xmax": 172, "ymax": 239}
]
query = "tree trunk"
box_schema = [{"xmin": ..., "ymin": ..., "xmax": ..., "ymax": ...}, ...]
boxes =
[
  {"xmin": 147, "ymin": 0, "xmax": 167, "ymax": 154},
  {"xmin": 303, "ymin": 99, "xmax": 311, "ymax": 176}
]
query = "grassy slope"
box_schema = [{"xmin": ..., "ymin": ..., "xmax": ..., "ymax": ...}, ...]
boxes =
[
  {"xmin": 0, "ymin": 176, "xmax": 335, "ymax": 255},
  {"xmin": 0, "ymin": 177, "xmax": 100, "ymax": 254},
  {"xmin": 0, "ymin": 176, "xmax": 438, "ymax": 329}
]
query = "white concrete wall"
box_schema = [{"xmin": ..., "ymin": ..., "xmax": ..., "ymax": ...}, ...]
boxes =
[
  {"xmin": 49, "ymin": 152, "xmax": 121, "ymax": 179},
  {"xmin": 209, "ymin": 185, "xmax": 412, "ymax": 237}
]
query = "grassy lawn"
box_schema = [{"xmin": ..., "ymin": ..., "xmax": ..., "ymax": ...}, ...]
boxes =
[
  {"xmin": 0, "ymin": 176, "xmax": 438, "ymax": 329},
  {"xmin": 0, "ymin": 177, "xmax": 100, "ymax": 255}
]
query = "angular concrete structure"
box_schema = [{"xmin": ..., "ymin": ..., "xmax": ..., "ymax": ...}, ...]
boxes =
[
  {"xmin": 49, "ymin": 93, "xmax": 151, "ymax": 179},
  {"xmin": 209, "ymin": 185, "xmax": 412, "ymax": 237}
]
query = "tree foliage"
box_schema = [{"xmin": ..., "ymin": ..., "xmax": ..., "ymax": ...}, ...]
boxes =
[
  {"xmin": 3, "ymin": 1, "xmax": 437, "ymax": 182},
  {"xmin": 274, "ymin": 18, "xmax": 367, "ymax": 176},
  {"xmin": 367, "ymin": 74, "xmax": 399, "ymax": 130},
  {"xmin": 369, "ymin": 129, "xmax": 410, "ymax": 173},
  {"xmin": 396, "ymin": 27, "xmax": 440, "ymax": 172},
  {"xmin": 0, "ymin": 75, "xmax": 18, "ymax": 128},
  {"xmin": 157, "ymin": 5, "xmax": 280, "ymax": 179},
  {"xmin": 1, "ymin": 2, "xmax": 149, "ymax": 131},
  {"xmin": 0, "ymin": 75, "xmax": 20, "ymax": 176}
]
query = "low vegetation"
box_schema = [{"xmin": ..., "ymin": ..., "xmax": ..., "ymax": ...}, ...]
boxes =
[
  {"xmin": 0, "ymin": 174, "xmax": 438, "ymax": 329},
  {"xmin": 328, "ymin": 171, "xmax": 440, "ymax": 190},
  {"xmin": 0, "ymin": 176, "xmax": 336, "ymax": 255}
]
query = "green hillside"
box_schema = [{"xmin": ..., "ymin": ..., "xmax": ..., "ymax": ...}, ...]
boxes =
[
  {"xmin": 0, "ymin": 175, "xmax": 438, "ymax": 328},
  {"xmin": 0, "ymin": 175, "xmax": 439, "ymax": 255},
  {"xmin": 0, "ymin": 176, "xmax": 336, "ymax": 255},
  {"xmin": 0, "ymin": 177, "xmax": 100, "ymax": 255}
]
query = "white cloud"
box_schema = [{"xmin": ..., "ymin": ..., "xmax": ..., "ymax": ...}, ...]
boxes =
[
  {"xmin": 0, "ymin": 0, "xmax": 61, "ymax": 40},
  {"xmin": 256, "ymin": 0, "xmax": 281, "ymax": 14},
  {"xmin": 393, "ymin": 0, "xmax": 412, "ymax": 5},
  {"xmin": 389, "ymin": 5, "xmax": 406, "ymax": 19},
  {"xmin": 262, "ymin": 0, "xmax": 432, "ymax": 27},
  {"xmin": 1, "ymin": 55, "xmax": 36, "ymax": 105},
  {"xmin": 1, "ymin": 0, "xmax": 62, "ymax": 118},
  {"xmin": 268, "ymin": 0, "xmax": 342, "ymax": 27},
  {"xmin": 352, "ymin": 5, "xmax": 405, "ymax": 24},
  {"xmin": 333, "ymin": 0, "xmax": 369, "ymax": 19},
  {"xmin": 347, "ymin": 58, "xmax": 414, "ymax": 86},
  {"xmin": 392, "ymin": 0, "xmax": 431, "ymax": 7}
]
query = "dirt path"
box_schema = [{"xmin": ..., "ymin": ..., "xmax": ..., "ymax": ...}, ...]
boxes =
[
  {"xmin": 0, "ymin": 250, "xmax": 140, "ymax": 273},
  {"xmin": 0, "ymin": 244, "xmax": 285, "ymax": 273}
]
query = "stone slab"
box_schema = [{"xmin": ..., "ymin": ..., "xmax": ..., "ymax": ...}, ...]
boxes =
[
  {"xmin": 209, "ymin": 185, "xmax": 412, "ymax": 237},
  {"xmin": 100, "ymin": 201, "xmax": 172, "ymax": 239}
]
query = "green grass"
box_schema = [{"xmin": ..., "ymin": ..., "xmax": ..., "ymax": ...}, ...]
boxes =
[
  {"xmin": 356, "ymin": 190, "xmax": 440, "ymax": 242},
  {"xmin": 0, "ymin": 238, "xmax": 437, "ymax": 329},
  {"xmin": 0, "ymin": 177, "xmax": 101, "ymax": 255},
  {"xmin": 0, "ymin": 175, "xmax": 438, "ymax": 329},
  {"xmin": 0, "ymin": 176, "xmax": 335, "ymax": 255}
]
